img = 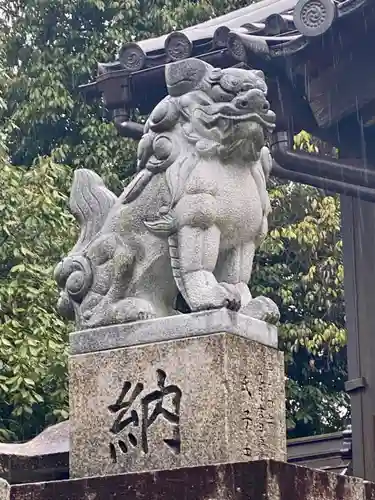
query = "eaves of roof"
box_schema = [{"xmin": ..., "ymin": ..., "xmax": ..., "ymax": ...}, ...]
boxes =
[
  {"xmin": 93, "ymin": 0, "xmax": 371, "ymax": 76},
  {"xmin": 79, "ymin": 0, "xmax": 375, "ymax": 155},
  {"xmin": 137, "ymin": 0, "xmax": 299, "ymax": 54}
]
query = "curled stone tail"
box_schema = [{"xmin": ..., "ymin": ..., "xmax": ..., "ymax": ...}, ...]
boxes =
[{"xmin": 70, "ymin": 169, "xmax": 117, "ymax": 254}]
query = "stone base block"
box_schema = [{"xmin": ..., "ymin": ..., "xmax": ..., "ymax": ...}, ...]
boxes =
[
  {"xmin": 69, "ymin": 312, "xmax": 285, "ymax": 478},
  {"xmin": 0, "ymin": 421, "xmax": 69, "ymax": 485},
  {"xmin": 0, "ymin": 461, "xmax": 370, "ymax": 499}
]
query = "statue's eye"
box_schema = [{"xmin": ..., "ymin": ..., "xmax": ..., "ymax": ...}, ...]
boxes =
[
  {"xmin": 242, "ymin": 82, "xmax": 254, "ymax": 91},
  {"xmin": 211, "ymin": 84, "xmax": 233, "ymax": 102}
]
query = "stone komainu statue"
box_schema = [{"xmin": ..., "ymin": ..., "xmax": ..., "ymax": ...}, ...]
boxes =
[{"xmin": 54, "ymin": 58, "xmax": 279, "ymax": 330}]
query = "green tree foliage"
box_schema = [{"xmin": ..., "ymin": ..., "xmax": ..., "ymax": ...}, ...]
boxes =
[
  {"xmin": 0, "ymin": 0, "xmax": 249, "ymax": 179},
  {"xmin": 0, "ymin": 0, "xmax": 347, "ymax": 441},
  {"xmin": 0, "ymin": 159, "xmax": 74, "ymax": 440}
]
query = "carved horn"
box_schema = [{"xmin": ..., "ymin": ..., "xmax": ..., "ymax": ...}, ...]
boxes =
[{"xmin": 165, "ymin": 58, "xmax": 212, "ymax": 97}]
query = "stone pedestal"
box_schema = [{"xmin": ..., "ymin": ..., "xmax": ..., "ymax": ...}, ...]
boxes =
[
  {"xmin": 69, "ymin": 309, "xmax": 286, "ymax": 479},
  {"xmin": 0, "ymin": 421, "xmax": 69, "ymax": 484},
  {"xmin": 0, "ymin": 461, "xmax": 369, "ymax": 500}
]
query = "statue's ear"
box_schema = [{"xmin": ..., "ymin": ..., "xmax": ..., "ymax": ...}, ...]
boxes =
[
  {"xmin": 253, "ymin": 69, "xmax": 265, "ymax": 81},
  {"xmin": 165, "ymin": 58, "xmax": 212, "ymax": 97}
]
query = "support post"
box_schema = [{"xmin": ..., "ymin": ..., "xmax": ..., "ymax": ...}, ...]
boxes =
[{"xmin": 341, "ymin": 194, "xmax": 375, "ymax": 481}]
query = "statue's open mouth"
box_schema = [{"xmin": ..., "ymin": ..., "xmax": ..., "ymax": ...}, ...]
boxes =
[
  {"xmin": 196, "ymin": 107, "xmax": 276, "ymax": 132},
  {"xmin": 217, "ymin": 110, "xmax": 276, "ymax": 130},
  {"xmin": 195, "ymin": 86, "xmax": 277, "ymax": 132}
]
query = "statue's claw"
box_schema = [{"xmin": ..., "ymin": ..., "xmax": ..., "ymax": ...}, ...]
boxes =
[
  {"xmin": 220, "ymin": 283, "xmax": 242, "ymax": 311},
  {"xmin": 190, "ymin": 282, "xmax": 241, "ymax": 312},
  {"xmin": 240, "ymin": 296, "xmax": 280, "ymax": 324}
]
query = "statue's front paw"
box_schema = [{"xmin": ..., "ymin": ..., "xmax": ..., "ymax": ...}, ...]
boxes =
[
  {"xmin": 193, "ymin": 282, "xmax": 241, "ymax": 312},
  {"xmin": 183, "ymin": 273, "xmax": 241, "ymax": 312},
  {"xmin": 240, "ymin": 296, "xmax": 280, "ymax": 324}
]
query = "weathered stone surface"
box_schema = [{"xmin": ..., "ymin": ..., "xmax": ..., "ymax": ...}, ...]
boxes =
[
  {"xmin": 4, "ymin": 460, "xmax": 370, "ymax": 499},
  {"xmin": 55, "ymin": 58, "xmax": 279, "ymax": 331},
  {"xmin": 0, "ymin": 481, "xmax": 9, "ymax": 500},
  {"xmin": 70, "ymin": 332, "xmax": 285, "ymax": 478},
  {"xmin": 70, "ymin": 308, "xmax": 278, "ymax": 355},
  {"xmin": 267, "ymin": 461, "xmax": 365, "ymax": 500},
  {"xmin": 0, "ymin": 421, "xmax": 69, "ymax": 457},
  {"xmin": 0, "ymin": 422, "xmax": 69, "ymax": 484},
  {"xmin": 0, "ymin": 418, "xmax": 349, "ymax": 486},
  {"xmin": 365, "ymin": 482, "xmax": 375, "ymax": 499}
]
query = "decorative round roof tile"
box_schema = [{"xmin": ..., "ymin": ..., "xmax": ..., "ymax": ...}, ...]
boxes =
[
  {"xmin": 227, "ymin": 33, "xmax": 247, "ymax": 62},
  {"xmin": 213, "ymin": 26, "xmax": 230, "ymax": 48},
  {"xmin": 265, "ymin": 14, "xmax": 289, "ymax": 35},
  {"xmin": 165, "ymin": 32, "xmax": 193, "ymax": 61},
  {"xmin": 293, "ymin": 0, "xmax": 336, "ymax": 36},
  {"xmin": 119, "ymin": 43, "xmax": 146, "ymax": 72}
]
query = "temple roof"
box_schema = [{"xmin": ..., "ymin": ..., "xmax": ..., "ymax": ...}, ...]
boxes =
[
  {"xmin": 82, "ymin": 0, "xmax": 375, "ymax": 163},
  {"xmin": 115, "ymin": 0, "xmax": 299, "ymax": 71},
  {"xmin": 88, "ymin": 0, "xmax": 369, "ymax": 77}
]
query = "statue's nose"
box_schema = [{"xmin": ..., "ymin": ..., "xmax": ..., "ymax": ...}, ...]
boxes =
[{"xmin": 235, "ymin": 89, "xmax": 270, "ymax": 112}]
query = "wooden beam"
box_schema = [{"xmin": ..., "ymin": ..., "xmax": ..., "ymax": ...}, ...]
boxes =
[{"xmin": 307, "ymin": 30, "xmax": 375, "ymax": 128}]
